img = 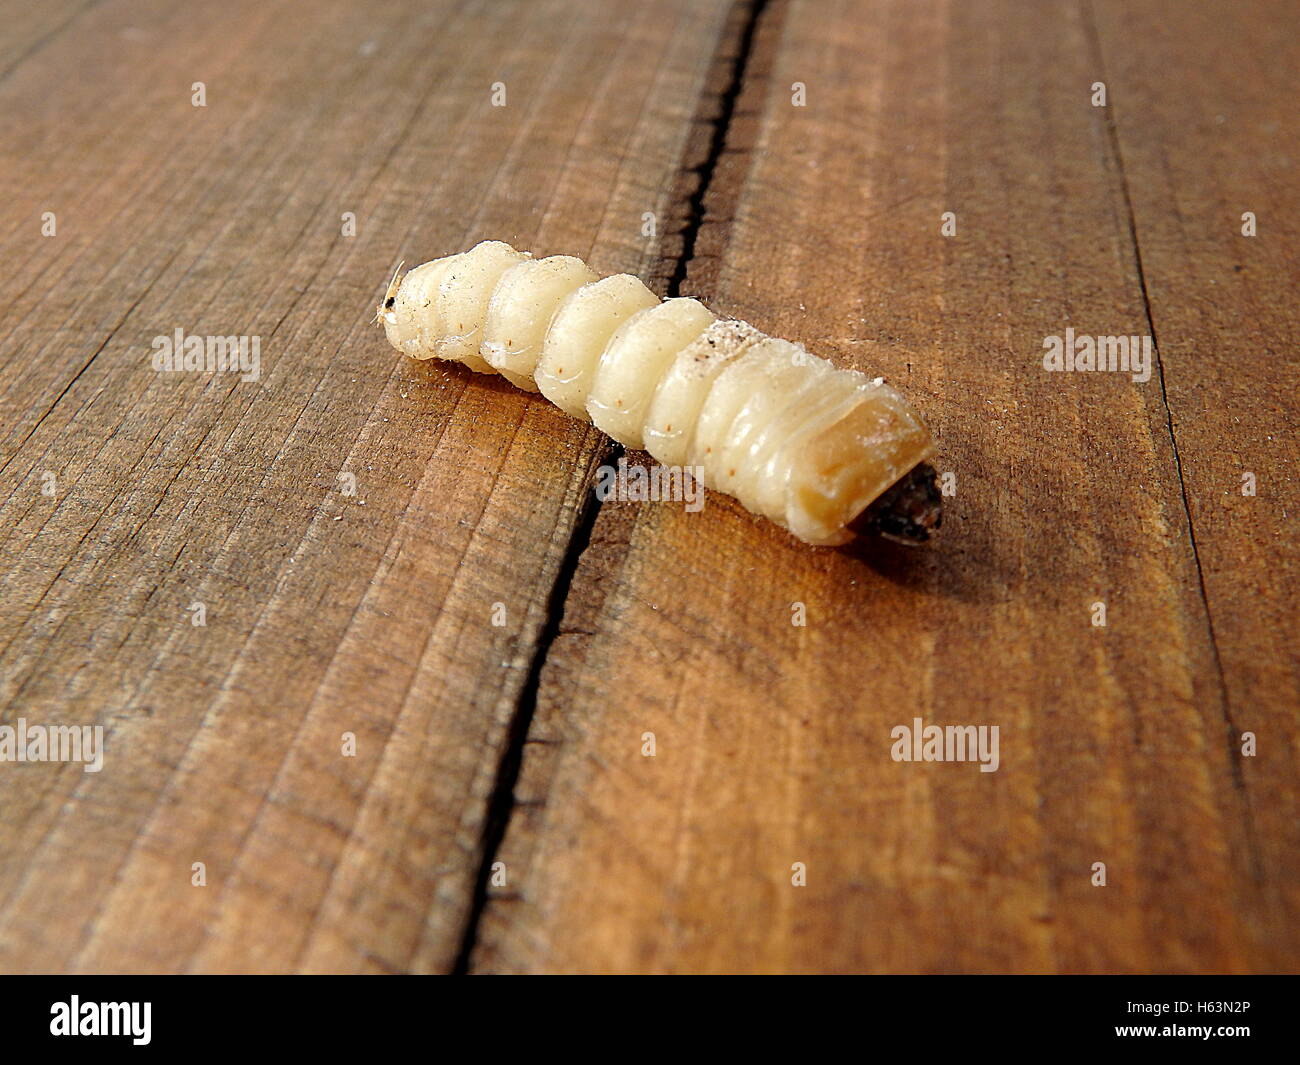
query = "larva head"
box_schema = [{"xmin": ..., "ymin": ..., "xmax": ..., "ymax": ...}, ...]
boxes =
[
  {"xmin": 375, "ymin": 260, "xmax": 411, "ymax": 355},
  {"xmin": 377, "ymin": 257, "xmax": 461, "ymax": 359},
  {"xmin": 377, "ymin": 243, "xmax": 527, "ymax": 365},
  {"xmin": 376, "ymin": 261, "xmax": 404, "ymax": 326}
]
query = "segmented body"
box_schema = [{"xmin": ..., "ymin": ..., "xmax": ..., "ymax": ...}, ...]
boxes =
[{"xmin": 378, "ymin": 241, "xmax": 934, "ymax": 545}]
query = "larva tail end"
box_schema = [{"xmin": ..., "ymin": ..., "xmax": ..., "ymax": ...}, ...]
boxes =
[{"xmin": 848, "ymin": 462, "xmax": 942, "ymax": 545}]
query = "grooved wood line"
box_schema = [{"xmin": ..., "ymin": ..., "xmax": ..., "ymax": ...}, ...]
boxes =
[{"xmin": 0, "ymin": 0, "xmax": 1294, "ymax": 974}]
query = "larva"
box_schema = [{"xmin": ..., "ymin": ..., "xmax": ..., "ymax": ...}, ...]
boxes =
[{"xmin": 377, "ymin": 240, "xmax": 940, "ymax": 546}]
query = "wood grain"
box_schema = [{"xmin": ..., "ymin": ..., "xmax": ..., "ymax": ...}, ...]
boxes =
[
  {"xmin": 1088, "ymin": 0, "xmax": 1300, "ymax": 968},
  {"xmin": 470, "ymin": 0, "xmax": 1298, "ymax": 973},
  {"xmin": 0, "ymin": 0, "xmax": 1293, "ymax": 976},
  {"xmin": 0, "ymin": 0, "xmax": 731, "ymax": 973}
]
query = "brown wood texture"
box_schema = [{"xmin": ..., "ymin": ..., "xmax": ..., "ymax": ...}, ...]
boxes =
[
  {"xmin": 0, "ymin": 0, "xmax": 732, "ymax": 973},
  {"xmin": 0, "ymin": 0, "xmax": 1295, "ymax": 975},
  {"xmin": 471, "ymin": 0, "xmax": 1300, "ymax": 973}
]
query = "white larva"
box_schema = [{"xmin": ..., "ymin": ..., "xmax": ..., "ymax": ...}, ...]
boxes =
[{"xmin": 377, "ymin": 240, "xmax": 937, "ymax": 546}]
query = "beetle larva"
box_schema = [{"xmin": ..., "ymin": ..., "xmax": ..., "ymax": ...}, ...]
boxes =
[{"xmin": 377, "ymin": 240, "xmax": 940, "ymax": 546}]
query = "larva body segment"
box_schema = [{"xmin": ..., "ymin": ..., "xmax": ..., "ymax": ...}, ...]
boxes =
[
  {"xmin": 379, "ymin": 241, "xmax": 937, "ymax": 546},
  {"xmin": 700, "ymin": 339, "xmax": 823, "ymax": 502},
  {"xmin": 435, "ymin": 240, "xmax": 527, "ymax": 373},
  {"xmin": 535, "ymin": 273, "xmax": 660, "ymax": 418},
  {"xmin": 482, "ymin": 255, "xmax": 599, "ymax": 390},
  {"xmin": 749, "ymin": 359, "xmax": 845, "ymax": 520},
  {"xmin": 587, "ymin": 297, "xmax": 715, "ymax": 450},
  {"xmin": 640, "ymin": 319, "xmax": 764, "ymax": 467}
]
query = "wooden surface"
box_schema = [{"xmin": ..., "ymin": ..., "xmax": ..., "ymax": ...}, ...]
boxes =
[{"xmin": 0, "ymin": 0, "xmax": 1294, "ymax": 974}]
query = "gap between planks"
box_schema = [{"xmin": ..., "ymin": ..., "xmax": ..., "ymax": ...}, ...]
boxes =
[{"xmin": 450, "ymin": 0, "xmax": 779, "ymax": 973}]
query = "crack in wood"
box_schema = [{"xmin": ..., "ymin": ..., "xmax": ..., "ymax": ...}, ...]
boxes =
[
  {"xmin": 450, "ymin": 0, "xmax": 780, "ymax": 974},
  {"xmin": 1078, "ymin": 0, "xmax": 1262, "ymax": 890}
]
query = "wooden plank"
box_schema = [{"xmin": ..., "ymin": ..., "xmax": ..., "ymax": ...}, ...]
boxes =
[
  {"xmin": 471, "ymin": 0, "xmax": 1295, "ymax": 973},
  {"xmin": 0, "ymin": 0, "xmax": 732, "ymax": 973},
  {"xmin": 1089, "ymin": 0, "xmax": 1300, "ymax": 969}
]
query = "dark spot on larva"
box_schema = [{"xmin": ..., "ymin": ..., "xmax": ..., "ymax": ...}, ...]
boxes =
[
  {"xmin": 615, "ymin": 398, "xmax": 623, "ymax": 407},
  {"xmin": 705, "ymin": 446, "xmax": 712, "ymax": 454},
  {"xmin": 556, "ymin": 366, "xmax": 564, "ymax": 373},
  {"xmin": 728, "ymin": 468, "xmax": 736, "ymax": 477},
  {"xmin": 384, "ymin": 296, "xmax": 395, "ymax": 309},
  {"xmin": 665, "ymin": 423, "xmax": 672, "ymax": 431}
]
